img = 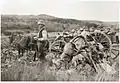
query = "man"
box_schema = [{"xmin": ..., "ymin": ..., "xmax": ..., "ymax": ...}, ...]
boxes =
[
  {"xmin": 115, "ymin": 32, "xmax": 119, "ymax": 44},
  {"xmin": 69, "ymin": 29, "xmax": 76, "ymax": 37},
  {"xmin": 79, "ymin": 28, "xmax": 84, "ymax": 34},
  {"xmin": 94, "ymin": 28, "xmax": 101, "ymax": 33},
  {"xmin": 89, "ymin": 27, "xmax": 94, "ymax": 32},
  {"xmin": 36, "ymin": 20, "xmax": 48, "ymax": 40},
  {"xmin": 58, "ymin": 42, "xmax": 78, "ymax": 69},
  {"xmin": 34, "ymin": 20, "xmax": 49, "ymax": 60},
  {"xmin": 104, "ymin": 27, "xmax": 115, "ymax": 43},
  {"xmin": 81, "ymin": 26, "xmax": 90, "ymax": 39},
  {"xmin": 9, "ymin": 33, "xmax": 15, "ymax": 45},
  {"xmin": 63, "ymin": 31, "xmax": 69, "ymax": 37}
]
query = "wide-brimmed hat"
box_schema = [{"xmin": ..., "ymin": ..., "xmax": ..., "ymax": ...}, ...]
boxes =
[
  {"xmin": 80, "ymin": 28, "xmax": 84, "ymax": 31},
  {"xmin": 37, "ymin": 20, "xmax": 45, "ymax": 25},
  {"xmin": 71, "ymin": 29, "xmax": 75, "ymax": 33}
]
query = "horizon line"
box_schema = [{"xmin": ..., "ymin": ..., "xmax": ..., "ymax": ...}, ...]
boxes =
[{"xmin": 1, "ymin": 13, "xmax": 119, "ymax": 23}]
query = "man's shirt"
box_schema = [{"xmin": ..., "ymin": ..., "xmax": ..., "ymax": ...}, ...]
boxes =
[
  {"xmin": 37, "ymin": 29, "xmax": 48, "ymax": 40},
  {"xmin": 81, "ymin": 30, "xmax": 90, "ymax": 39}
]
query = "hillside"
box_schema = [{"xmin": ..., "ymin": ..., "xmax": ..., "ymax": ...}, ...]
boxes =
[{"xmin": 1, "ymin": 14, "xmax": 119, "ymax": 33}]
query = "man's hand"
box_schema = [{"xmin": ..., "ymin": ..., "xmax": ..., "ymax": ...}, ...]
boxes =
[
  {"xmin": 38, "ymin": 38, "xmax": 44, "ymax": 41},
  {"xmin": 34, "ymin": 37, "xmax": 38, "ymax": 40}
]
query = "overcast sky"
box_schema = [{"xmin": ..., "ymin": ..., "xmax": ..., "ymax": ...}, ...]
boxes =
[{"xmin": 0, "ymin": 0, "xmax": 120, "ymax": 21}]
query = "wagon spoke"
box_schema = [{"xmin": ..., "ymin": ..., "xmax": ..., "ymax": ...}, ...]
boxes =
[
  {"xmin": 96, "ymin": 33, "xmax": 101, "ymax": 38},
  {"xmin": 98, "ymin": 34, "xmax": 103, "ymax": 41},
  {"xmin": 101, "ymin": 43, "xmax": 108, "ymax": 46},
  {"xmin": 101, "ymin": 43, "xmax": 110, "ymax": 48},
  {"xmin": 111, "ymin": 50, "xmax": 118, "ymax": 56},
  {"xmin": 101, "ymin": 37, "xmax": 108, "ymax": 42},
  {"xmin": 111, "ymin": 48, "xmax": 119, "ymax": 51},
  {"xmin": 96, "ymin": 33, "xmax": 103, "ymax": 41},
  {"xmin": 113, "ymin": 55, "xmax": 119, "ymax": 60},
  {"xmin": 94, "ymin": 33, "xmax": 100, "ymax": 42},
  {"xmin": 100, "ymin": 35, "xmax": 109, "ymax": 42},
  {"xmin": 112, "ymin": 50, "xmax": 119, "ymax": 54}
]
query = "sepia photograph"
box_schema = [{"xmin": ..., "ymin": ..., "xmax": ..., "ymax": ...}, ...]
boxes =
[{"xmin": 0, "ymin": 0, "xmax": 120, "ymax": 81}]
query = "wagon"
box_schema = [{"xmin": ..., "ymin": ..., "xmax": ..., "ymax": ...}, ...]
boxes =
[{"xmin": 49, "ymin": 30, "xmax": 119, "ymax": 60}]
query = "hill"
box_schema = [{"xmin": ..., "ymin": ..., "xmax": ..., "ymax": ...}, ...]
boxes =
[{"xmin": 1, "ymin": 14, "xmax": 119, "ymax": 33}]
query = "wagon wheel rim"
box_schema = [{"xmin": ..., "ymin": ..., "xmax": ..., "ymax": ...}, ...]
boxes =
[
  {"xmin": 49, "ymin": 40, "xmax": 66, "ymax": 54},
  {"xmin": 111, "ymin": 44, "xmax": 119, "ymax": 59},
  {"xmin": 91, "ymin": 32, "xmax": 112, "ymax": 56}
]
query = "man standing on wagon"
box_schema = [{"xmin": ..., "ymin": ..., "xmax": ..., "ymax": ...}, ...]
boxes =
[{"xmin": 34, "ymin": 20, "xmax": 49, "ymax": 61}]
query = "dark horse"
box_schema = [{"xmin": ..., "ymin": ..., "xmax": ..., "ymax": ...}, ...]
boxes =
[
  {"xmin": 16, "ymin": 35, "xmax": 49, "ymax": 61},
  {"xmin": 16, "ymin": 35, "xmax": 32, "ymax": 57}
]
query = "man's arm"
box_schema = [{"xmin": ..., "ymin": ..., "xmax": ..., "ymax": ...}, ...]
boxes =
[
  {"xmin": 34, "ymin": 30, "xmax": 48, "ymax": 40},
  {"xmin": 42, "ymin": 30, "xmax": 48, "ymax": 40},
  {"xmin": 37, "ymin": 31, "xmax": 40, "ymax": 38},
  {"xmin": 37, "ymin": 30, "xmax": 47, "ymax": 41}
]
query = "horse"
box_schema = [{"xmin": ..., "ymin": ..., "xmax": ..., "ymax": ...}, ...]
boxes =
[
  {"xmin": 10, "ymin": 34, "xmax": 23, "ymax": 49},
  {"xmin": 16, "ymin": 35, "xmax": 32, "ymax": 57},
  {"xmin": 16, "ymin": 34, "xmax": 49, "ymax": 61},
  {"xmin": 9, "ymin": 34, "xmax": 15, "ymax": 45}
]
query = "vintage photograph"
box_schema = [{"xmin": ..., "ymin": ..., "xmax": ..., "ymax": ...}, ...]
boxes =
[{"xmin": 1, "ymin": 0, "xmax": 119, "ymax": 81}]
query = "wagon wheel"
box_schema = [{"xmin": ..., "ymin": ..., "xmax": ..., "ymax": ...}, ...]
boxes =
[
  {"xmin": 111, "ymin": 44, "xmax": 119, "ymax": 59},
  {"xmin": 90, "ymin": 31, "xmax": 112, "ymax": 57},
  {"xmin": 49, "ymin": 40, "xmax": 66, "ymax": 54}
]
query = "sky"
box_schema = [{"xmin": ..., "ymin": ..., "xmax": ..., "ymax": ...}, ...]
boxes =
[{"xmin": 0, "ymin": 0, "xmax": 120, "ymax": 22}]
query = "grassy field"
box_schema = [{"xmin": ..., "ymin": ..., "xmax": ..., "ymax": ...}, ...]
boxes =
[{"xmin": 1, "ymin": 34, "xmax": 119, "ymax": 81}]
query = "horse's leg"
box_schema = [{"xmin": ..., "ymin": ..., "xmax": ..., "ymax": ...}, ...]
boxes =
[
  {"xmin": 33, "ymin": 51, "xmax": 37, "ymax": 61},
  {"xmin": 26, "ymin": 48, "xmax": 29, "ymax": 56},
  {"xmin": 21, "ymin": 49, "xmax": 24, "ymax": 57},
  {"xmin": 17, "ymin": 47, "xmax": 21, "ymax": 59},
  {"xmin": 18, "ymin": 49, "xmax": 20, "ymax": 56},
  {"xmin": 17, "ymin": 44, "xmax": 21, "ymax": 58},
  {"xmin": 33, "ymin": 45, "xmax": 38, "ymax": 61}
]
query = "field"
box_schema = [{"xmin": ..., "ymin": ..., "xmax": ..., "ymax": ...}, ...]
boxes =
[{"xmin": 1, "ymin": 33, "xmax": 119, "ymax": 81}]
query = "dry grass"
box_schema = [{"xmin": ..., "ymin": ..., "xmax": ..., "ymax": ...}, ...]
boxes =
[
  {"xmin": 1, "ymin": 57, "xmax": 119, "ymax": 81},
  {"xmin": 1, "ymin": 60, "xmax": 57, "ymax": 81},
  {"xmin": 1, "ymin": 35, "xmax": 119, "ymax": 81}
]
